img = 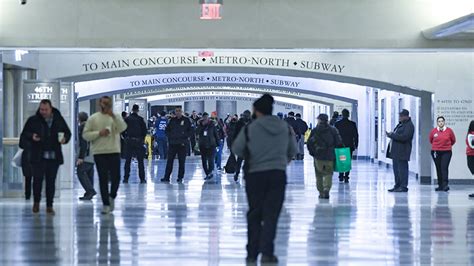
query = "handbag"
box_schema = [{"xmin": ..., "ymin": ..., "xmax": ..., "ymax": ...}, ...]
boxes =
[
  {"xmin": 334, "ymin": 147, "xmax": 352, "ymax": 173},
  {"xmin": 12, "ymin": 148, "xmax": 23, "ymax": 168}
]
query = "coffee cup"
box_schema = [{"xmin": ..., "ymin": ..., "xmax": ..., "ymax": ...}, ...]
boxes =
[{"xmin": 58, "ymin": 132, "xmax": 65, "ymax": 142}]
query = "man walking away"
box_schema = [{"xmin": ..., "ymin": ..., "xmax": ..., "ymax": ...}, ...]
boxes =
[
  {"xmin": 232, "ymin": 110, "xmax": 251, "ymax": 182},
  {"xmin": 233, "ymin": 94, "xmax": 297, "ymax": 264},
  {"xmin": 197, "ymin": 113, "xmax": 220, "ymax": 180},
  {"xmin": 334, "ymin": 109, "xmax": 359, "ymax": 183},
  {"xmin": 386, "ymin": 109, "xmax": 415, "ymax": 193},
  {"xmin": 330, "ymin": 111, "xmax": 340, "ymax": 126},
  {"xmin": 77, "ymin": 112, "xmax": 97, "ymax": 200},
  {"xmin": 307, "ymin": 114, "xmax": 343, "ymax": 199},
  {"xmin": 83, "ymin": 96, "xmax": 128, "ymax": 214},
  {"xmin": 123, "ymin": 104, "xmax": 148, "ymax": 184},
  {"xmin": 295, "ymin": 113, "xmax": 309, "ymax": 160},
  {"xmin": 20, "ymin": 99, "xmax": 71, "ymax": 214},
  {"xmin": 155, "ymin": 111, "xmax": 169, "ymax": 160},
  {"xmin": 161, "ymin": 107, "xmax": 192, "ymax": 183}
]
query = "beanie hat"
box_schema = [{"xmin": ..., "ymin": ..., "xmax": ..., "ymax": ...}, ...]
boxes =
[{"xmin": 253, "ymin": 94, "xmax": 274, "ymax": 115}]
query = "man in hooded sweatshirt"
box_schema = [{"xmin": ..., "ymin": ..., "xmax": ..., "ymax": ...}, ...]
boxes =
[
  {"xmin": 307, "ymin": 113, "xmax": 343, "ymax": 199},
  {"xmin": 233, "ymin": 94, "xmax": 297, "ymax": 264}
]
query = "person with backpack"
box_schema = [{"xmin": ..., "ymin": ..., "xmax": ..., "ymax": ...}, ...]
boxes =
[
  {"xmin": 295, "ymin": 113, "xmax": 309, "ymax": 160},
  {"xmin": 334, "ymin": 109, "xmax": 359, "ymax": 183},
  {"xmin": 232, "ymin": 94, "xmax": 297, "ymax": 264},
  {"xmin": 77, "ymin": 112, "xmax": 97, "ymax": 200},
  {"xmin": 307, "ymin": 113, "xmax": 343, "ymax": 199}
]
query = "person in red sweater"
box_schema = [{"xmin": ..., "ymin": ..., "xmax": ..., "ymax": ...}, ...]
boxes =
[
  {"xmin": 429, "ymin": 116, "xmax": 456, "ymax": 192},
  {"xmin": 466, "ymin": 120, "xmax": 474, "ymax": 198}
]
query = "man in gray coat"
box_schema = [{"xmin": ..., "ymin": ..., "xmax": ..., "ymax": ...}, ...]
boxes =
[
  {"xmin": 386, "ymin": 109, "xmax": 415, "ymax": 192},
  {"xmin": 233, "ymin": 94, "xmax": 297, "ymax": 264}
]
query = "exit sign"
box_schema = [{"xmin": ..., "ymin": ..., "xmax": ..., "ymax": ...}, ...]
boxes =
[{"xmin": 201, "ymin": 3, "xmax": 222, "ymax": 20}]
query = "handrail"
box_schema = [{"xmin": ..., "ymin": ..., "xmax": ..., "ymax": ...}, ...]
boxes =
[{"xmin": 3, "ymin": 138, "xmax": 20, "ymax": 145}]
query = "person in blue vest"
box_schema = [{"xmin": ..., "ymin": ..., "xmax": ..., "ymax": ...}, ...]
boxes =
[{"xmin": 155, "ymin": 111, "xmax": 169, "ymax": 160}]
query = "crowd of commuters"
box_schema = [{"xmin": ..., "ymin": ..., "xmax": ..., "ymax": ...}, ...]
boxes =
[{"xmin": 18, "ymin": 94, "xmax": 474, "ymax": 264}]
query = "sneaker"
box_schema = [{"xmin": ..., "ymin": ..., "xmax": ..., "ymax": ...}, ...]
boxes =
[
  {"xmin": 261, "ymin": 255, "xmax": 278, "ymax": 263},
  {"xmin": 101, "ymin": 206, "xmax": 111, "ymax": 214},
  {"xmin": 32, "ymin": 203, "xmax": 40, "ymax": 213},
  {"xmin": 160, "ymin": 177, "xmax": 170, "ymax": 183},
  {"xmin": 79, "ymin": 191, "xmax": 97, "ymax": 201},
  {"xmin": 46, "ymin": 207, "xmax": 55, "ymax": 215},
  {"xmin": 109, "ymin": 197, "xmax": 115, "ymax": 212}
]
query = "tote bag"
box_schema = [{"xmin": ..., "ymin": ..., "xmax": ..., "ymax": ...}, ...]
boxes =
[
  {"xmin": 334, "ymin": 147, "xmax": 352, "ymax": 173},
  {"xmin": 11, "ymin": 149, "xmax": 23, "ymax": 168}
]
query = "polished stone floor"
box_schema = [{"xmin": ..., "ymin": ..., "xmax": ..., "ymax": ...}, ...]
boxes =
[{"xmin": 1, "ymin": 152, "xmax": 474, "ymax": 265}]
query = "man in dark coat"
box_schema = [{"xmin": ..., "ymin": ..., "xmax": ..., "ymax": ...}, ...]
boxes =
[
  {"xmin": 386, "ymin": 109, "xmax": 415, "ymax": 193},
  {"xmin": 232, "ymin": 110, "xmax": 251, "ymax": 182},
  {"xmin": 20, "ymin": 99, "xmax": 71, "ymax": 214},
  {"xmin": 307, "ymin": 113, "xmax": 343, "ymax": 199},
  {"xmin": 334, "ymin": 109, "xmax": 359, "ymax": 183},
  {"xmin": 161, "ymin": 107, "xmax": 193, "ymax": 183},
  {"xmin": 123, "ymin": 104, "xmax": 148, "ymax": 184},
  {"xmin": 196, "ymin": 113, "xmax": 220, "ymax": 180},
  {"xmin": 295, "ymin": 113, "xmax": 309, "ymax": 160}
]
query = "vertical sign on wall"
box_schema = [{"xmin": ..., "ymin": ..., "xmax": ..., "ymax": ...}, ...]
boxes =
[
  {"xmin": 22, "ymin": 80, "xmax": 61, "ymax": 125},
  {"xmin": 59, "ymin": 82, "xmax": 75, "ymax": 190}
]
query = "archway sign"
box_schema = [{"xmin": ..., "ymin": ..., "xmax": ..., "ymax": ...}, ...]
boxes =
[{"xmin": 35, "ymin": 50, "xmax": 473, "ymax": 183}]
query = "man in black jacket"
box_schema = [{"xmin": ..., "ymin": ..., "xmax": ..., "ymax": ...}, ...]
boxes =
[
  {"xmin": 386, "ymin": 109, "xmax": 415, "ymax": 193},
  {"xmin": 295, "ymin": 113, "xmax": 309, "ymax": 160},
  {"xmin": 123, "ymin": 104, "xmax": 148, "ymax": 184},
  {"xmin": 161, "ymin": 107, "xmax": 193, "ymax": 183},
  {"xmin": 334, "ymin": 109, "xmax": 359, "ymax": 183},
  {"xmin": 20, "ymin": 99, "xmax": 71, "ymax": 214},
  {"xmin": 77, "ymin": 112, "xmax": 97, "ymax": 200},
  {"xmin": 232, "ymin": 110, "xmax": 251, "ymax": 182},
  {"xmin": 197, "ymin": 113, "xmax": 220, "ymax": 180},
  {"xmin": 307, "ymin": 113, "xmax": 343, "ymax": 199}
]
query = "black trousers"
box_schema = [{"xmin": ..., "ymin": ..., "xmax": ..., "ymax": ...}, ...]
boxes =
[
  {"xmin": 77, "ymin": 162, "xmax": 95, "ymax": 195},
  {"xmin": 245, "ymin": 170, "xmax": 286, "ymax": 258},
  {"xmin": 164, "ymin": 144, "xmax": 187, "ymax": 180},
  {"xmin": 94, "ymin": 153, "xmax": 121, "ymax": 206},
  {"xmin": 24, "ymin": 176, "xmax": 32, "ymax": 199},
  {"xmin": 339, "ymin": 149, "xmax": 354, "ymax": 178},
  {"xmin": 431, "ymin": 150, "xmax": 452, "ymax": 188},
  {"xmin": 124, "ymin": 139, "xmax": 146, "ymax": 181},
  {"xmin": 468, "ymin": 155, "xmax": 474, "ymax": 175},
  {"xmin": 32, "ymin": 159, "xmax": 60, "ymax": 207},
  {"xmin": 200, "ymin": 146, "xmax": 216, "ymax": 175},
  {"xmin": 235, "ymin": 156, "xmax": 244, "ymax": 176},
  {"xmin": 392, "ymin": 159, "xmax": 409, "ymax": 190}
]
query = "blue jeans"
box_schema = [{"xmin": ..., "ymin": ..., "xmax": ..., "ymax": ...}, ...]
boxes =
[
  {"xmin": 156, "ymin": 137, "xmax": 168, "ymax": 160},
  {"xmin": 215, "ymin": 140, "xmax": 224, "ymax": 169}
]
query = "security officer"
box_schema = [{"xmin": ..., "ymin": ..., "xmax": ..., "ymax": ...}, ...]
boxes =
[{"xmin": 123, "ymin": 104, "xmax": 148, "ymax": 184}]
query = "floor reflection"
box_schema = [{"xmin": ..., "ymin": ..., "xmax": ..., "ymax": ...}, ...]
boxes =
[{"xmin": 1, "ymin": 156, "xmax": 474, "ymax": 265}]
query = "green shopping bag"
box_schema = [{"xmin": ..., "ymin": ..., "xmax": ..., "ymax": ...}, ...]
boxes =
[{"xmin": 334, "ymin": 147, "xmax": 352, "ymax": 173}]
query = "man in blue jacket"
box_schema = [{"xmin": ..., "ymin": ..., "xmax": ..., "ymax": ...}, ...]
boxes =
[
  {"xmin": 155, "ymin": 111, "xmax": 168, "ymax": 160},
  {"xmin": 386, "ymin": 109, "xmax": 415, "ymax": 193}
]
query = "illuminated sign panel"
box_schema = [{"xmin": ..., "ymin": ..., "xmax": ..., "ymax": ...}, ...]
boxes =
[{"xmin": 201, "ymin": 4, "xmax": 221, "ymax": 20}]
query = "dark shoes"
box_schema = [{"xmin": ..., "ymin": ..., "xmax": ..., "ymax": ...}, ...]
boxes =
[
  {"xmin": 32, "ymin": 203, "xmax": 40, "ymax": 213},
  {"xmin": 177, "ymin": 178, "xmax": 183, "ymax": 183},
  {"xmin": 79, "ymin": 191, "xmax": 97, "ymax": 201},
  {"xmin": 435, "ymin": 186, "xmax": 449, "ymax": 192},
  {"xmin": 339, "ymin": 176, "xmax": 350, "ymax": 183},
  {"xmin": 46, "ymin": 207, "xmax": 55, "ymax": 215},
  {"xmin": 388, "ymin": 187, "xmax": 408, "ymax": 192},
  {"xmin": 140, "ymin": 180, "xmax": 147, "ymax": 184},
  {"xmin": 261, "ymin": 255, "xmax": 279, "ymax": 264},
  {"xmin": 344, "ymin": 177, "xmax": 349, "ymax": 183},
  {"xmin": 234, "ymin": 174, "xmax": 239, "ymax": 182},
  {"xmin": 205, "ymin": 174, "xmax": 214, "ymax": 180},
  {"xmin": 160, "ymin": 178, "xmax": 170, "ymax": 183},
  {"xmin": 123, "ymin": 179, "xmax": 129, "ymax": 184},
  {"xmin": 469, "ymin": 193, "xmax": 474, "ymax": 198},
  {"xmin": 319, "ymin": 191, "xmax": 330, "ymax": 199}
]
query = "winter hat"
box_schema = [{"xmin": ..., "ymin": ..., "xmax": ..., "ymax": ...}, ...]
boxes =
[{"xmin": 253, "ymin": 94, "xmax": 274, "ymax": 115}]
